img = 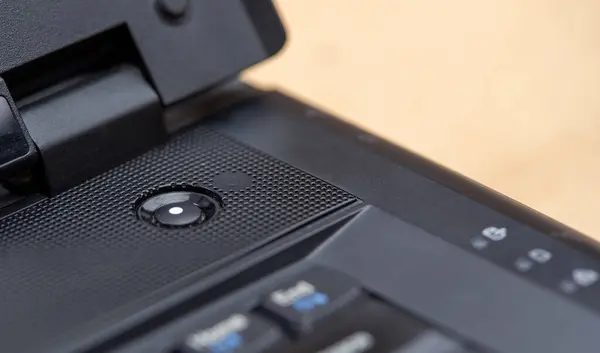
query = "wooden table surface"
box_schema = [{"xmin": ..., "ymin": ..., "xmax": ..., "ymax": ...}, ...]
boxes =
[{"xmin": 244, "ymin": 0, "xmax": 600, "ymax": 241}]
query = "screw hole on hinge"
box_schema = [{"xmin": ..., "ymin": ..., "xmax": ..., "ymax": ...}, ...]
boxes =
[{"xmin": 155, "ymin": 0, "xmax": 191, "ymax": 25}]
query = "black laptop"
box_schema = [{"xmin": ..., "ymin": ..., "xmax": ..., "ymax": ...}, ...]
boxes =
[{"xmin": 1, "ymin": 1, "xmax": 599, "ymax": 353}]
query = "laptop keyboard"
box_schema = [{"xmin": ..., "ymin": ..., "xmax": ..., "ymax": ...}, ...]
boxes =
[{"xmin": 170, "ymin": 267, "xmax": 477, "ymax": 353}]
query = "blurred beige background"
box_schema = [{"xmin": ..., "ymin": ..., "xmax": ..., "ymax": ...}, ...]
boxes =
[{"xmin": 243, "ymin": 0, "xmax": 600, "ymax": 241}]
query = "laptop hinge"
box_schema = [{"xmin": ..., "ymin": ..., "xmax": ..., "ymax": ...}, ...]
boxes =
[
  {"xmin": 0, "ymin": 22, "xmax": 265, "ymax": 208},
  {"xmin": 18, "ymin": 64, "xmax": 166, "ymax": 195},
  {"xmin": 0, "ymin": 72, "xmax": 259, "ymax": 208}
]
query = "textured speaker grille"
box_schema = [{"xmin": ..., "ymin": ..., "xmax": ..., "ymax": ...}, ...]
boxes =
[{"xmin": 0, "ymin": 126, "xmax": 355, "ymax": 353}]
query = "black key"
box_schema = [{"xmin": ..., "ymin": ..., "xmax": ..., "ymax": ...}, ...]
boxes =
[
  {"xmin": 392, "ymin": 331, "xmax": 466, "ymax": 353},
  {"xmin": 261, "ymin": 267, "xmax": 361, "ymax": 333},
  {"xmin": 178, "ymin": 313, "xmax": 281, "ymax": 353},
  {"xmin": 266, "ymin": 299, "xmax": 432, "ymax": 353}
]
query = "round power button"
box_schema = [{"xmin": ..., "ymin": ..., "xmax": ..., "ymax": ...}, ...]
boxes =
[
  {"xmin": 135, "ymin": 186, "xmax": 221, "ymax": 229},
  {"xmin": 154, "ymin": 202, "xmax": 204, "ymax": 228}
]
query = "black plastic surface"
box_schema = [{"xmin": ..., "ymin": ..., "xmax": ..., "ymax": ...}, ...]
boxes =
[
  {"xmin": 0, "ymin": 78, "xmax": 37, "ymax": 178},
  {"xmin": 21, "ymin": 65, "xmax": 166, "ymax": 193},
  {"xmin": 0, "ymin": 98, "xmax": 28, "ymax": 167},
  {"xmin": 110, "ymin": 214, "xmax": 362, "ymax": 353},
  {"xmin": 207, "ymin": 90, "xmax": 600, "ymax": 256},
  {"xmin": 208, "ymin": 90, "xmax": 600, "ymax": 270},
  {"xmin": 114, "ymin": 224, "xmax": 482, "ymax": 353},
  {"xmin": 118, "ymin": 206, "xmax": 600, "ymax": 353},
  {"xmin": 4, "ymin": 88, "xmax": 600, "ymax": 353},
  {"xmin": 0, "ymin": 123, "xmax": 355, "ymax": 353},
  {"xmin": 311, "ymin": 207, "xmax": 600, "ymax": 353},
  {"xmin": 0, "ymin": 0, "xmax": 286, "ymax": 104}
]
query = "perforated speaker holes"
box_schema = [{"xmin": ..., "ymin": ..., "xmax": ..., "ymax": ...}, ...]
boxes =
[{"xmin": 134, "ymin": 185, "xmax": 223, "ymax": 229}]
